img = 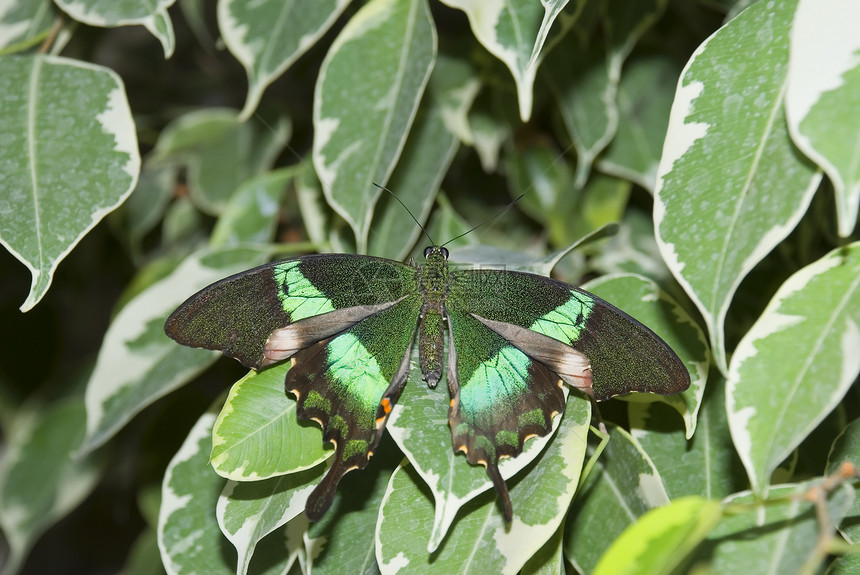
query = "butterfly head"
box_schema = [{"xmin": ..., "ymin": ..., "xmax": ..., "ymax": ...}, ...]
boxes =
[{"xmin": 423, "ymin": 245, "xmax": 449, "ymax": 263}]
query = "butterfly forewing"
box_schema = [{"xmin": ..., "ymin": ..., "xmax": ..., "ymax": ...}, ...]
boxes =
[{"xmin": 165, "ymin": 254, "xmax": 418, "ymax": 369}]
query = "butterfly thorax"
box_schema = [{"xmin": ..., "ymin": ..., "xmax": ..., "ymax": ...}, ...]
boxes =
[{"xmin": 417, "ymin": 246, "xmax": 449, "ymax": 388}]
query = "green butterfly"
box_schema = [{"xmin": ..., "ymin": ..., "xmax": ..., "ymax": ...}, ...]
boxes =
[{"xmin": 165, "ymin": 245, "xmax": 689, "ymax": 522}]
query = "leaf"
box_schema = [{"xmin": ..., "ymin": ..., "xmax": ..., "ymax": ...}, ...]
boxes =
[
  {"xmin": 583, "ymin": 273, "xmax": 709, "ymax": 437},
  {"xmin": 785, "ymin": 0, "xmax": 860, "ymax": 237},
  {"xmin": 151, "ymin": 109, "xmax": 290, "ymax": 215},
  {"xmin": 313, "ymin": 0, "xmax": 436, "ymax": 252},
  {"xmin": 545, "ymin": 0, "xmax": 666, "ymax": 187},
  {"xmin": 0, "ymin": 1, "xmax": 56, "ymax": 53},
  {"xmin": 689, "ymin": 483, "xmax": 855, "ymax": 573},
  {"xmin": 826, "ymin": 418, "xmax": 860, "ymax": 544},
  {"xmin": 210, "ymin": 363, "xmax": 330, "ymax": 480},
  {"xmin": 81, "ymin": 246, "xmax": 277, "ymax": 454},
  {"xmin": 441, "ymin": 0, "xmax": 571, "ymax": 121},
  {"xmin": 112, "ymin": 162, "xmax": 178, "ymax": 261},
  {"xmin": 368, "ymin": 85, "xmax": 460, "ymax": 260},
  {"xmin": 427, "ymin": 52, "xmax": 481, "ymax": 145},
  {"xmin": 597, "ymin": 55, "xmax": 679, "ymax": 193},
  {"xmin": 726, "ymin": 242, "xmax": 860, "ymax": 496},
  {"xmin": 593, "ymin": 497, "xmax": 723, "ymax": 575},
  {"xmin": 218, "ymin": 0, "xmax": 351, "ymax": 121},
  {"xmin": 564, "ymin": 426, "xmax": 670, "ymax": 574},
  {"xmin": 386, "ymin": 361, "xmax": 582, "ymax": 552},
  {"xmin": 54, "ymin": 0, "xmax": 177, "ymax": 57},
  {"xmin": 378, "ymin": 397, "xmax": 590, "ymax": 574},
  {"xmin": 0, "ymin": 55, "xmax": 140, "ymax": 311},
  {"xmin": 0, "ymin": 395, "xmax": 101, "ymax": 574},
  {"xmin": 217, "ymin": 464, "xmax": 326, "ymax": 575},
  {"xmin": 209, "ymin": 167, "xmax": 293, "ymax": 248},
  {"xmin": 630, "ymin": 370, "xmax": 746, "ymax": 500},
  {"xmin": 654, "ymin": 0, "xmax": 822, "ymax": 374},
  {"xmin": 158, "ymin": 405, "xmax": 233, "ymax": 575}
]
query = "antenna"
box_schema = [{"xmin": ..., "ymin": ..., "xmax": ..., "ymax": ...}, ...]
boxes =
[
  {"xmin": 441, "ymin": 194, "xmax": 525, "ymax": 248},
  {"xmin": 372, "ymin": 183, "xmax": 436, "ymax": 246}
]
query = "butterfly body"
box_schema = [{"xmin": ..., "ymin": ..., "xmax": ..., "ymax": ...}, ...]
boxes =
[{"xmin": 165, "ymin": 246, "xmax": 690, "ymax": 522}]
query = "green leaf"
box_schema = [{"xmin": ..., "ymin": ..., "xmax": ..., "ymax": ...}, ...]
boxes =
[
  {"xmin": 593, "ymin": 496, "xmax": 723, "ymax": 575},
  {"xmin": 654, "ymin": 0, "xmax": 822, "ymax": 374},
  {"xmin": 0, "ymin": 55, "xmax": 140, "ymax": 311},
  {"xmin": 0, "ymin": 1, "xmax": 56, "ymax": 53},
  {"xmin": 598, "ymin": 55, "xmax": 679, "ymax": 193},
  {"xmin": 386, "ymin": 361, "xmax": 583, "ymax": 551},
  {"xmin": 112, "ymin": 163, "xmax": 177, "ymax": 261},
  {"xmin": 564, "ymin": 426, "xmax": 670, "ymax": 574},
  {"xmin": 826, "ymin": 418, "xmax": 860, "ymax": 544},
  {"xmin": 313, "ymin": 0, "xmax": 436, "ymax": 252},
  {"xmin": 545, "ymin": 0, "xmax": 665, "ymax": 187},
  {"xmin": 786, "ymin": 0, "xmax": 860, "ymax": 237},
  {"xmin": 690, "ymin": 483, "xmax": 855, "ymax": 573},
  {"xmin": 630, "ymin": 371, "xmax": 746, "ymax": 500},
  {"xmin": 521, "ymin": 523, "xmax": 565, "ymax": 575},
  {"xmin": 584, "ymin": 273, "xmax": 709, "ymax": 436},
  {"xmin": 0, "ymin": 395, "xmax": 101, "ymax": 574},
  {"xmin": 81, "ymin": 246, "xmax": 276, "ymax": 454},
  {"xmin": 218, "ymin": 0, "xmax": 351, "ymax": 121},
  {"xmin": 428, "ymin": 52, "xmax": 481, "ymax": 145},
  {"xmin": 152, "ymin": 109, "xmax": 290, "ymax": 215},
  {"xmin": 441, "ymin": 0, "xmax": 571, "ymax": 121},
  {"xmin": 378, "ymin": 397, "xmax": 591, "ymax": 573},
  {"xmin": 210, "ymin": 167, "xmax": 293, "ymax": 248},
  {"xmin": 210, "ymin": 363, "xmax": 330, "ymax": 480},
  {"xmin": 217, "ymin": 464, "xmax": 326, "ymax": 575},
  {"xmin": 158, "ymin": 405, "xmax": 233, "ymax": 575},
  {"xmin": 54, "ymin": 0, "xmax": 176, "ymax": 57},
  {"xmin": 368, "ymin": 86, "xmax": 459, "ymax": 260},
  {"xmin": 727, "ymin": 242, "xmax": 860, "ymax": 496}
]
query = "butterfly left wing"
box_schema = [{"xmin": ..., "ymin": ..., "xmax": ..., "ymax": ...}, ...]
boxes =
[
  {"xmin": 165, "ymin": 254, "xmax": 422, "ymax": 519},
  {"xmin": 446, "ymin": 268, "xmax": 690, "ymax": 519}
]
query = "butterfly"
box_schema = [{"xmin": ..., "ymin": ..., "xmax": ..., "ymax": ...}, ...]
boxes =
[{"xmin": 164, "ymin": 245, "xmax": 690, "ymax": 522}]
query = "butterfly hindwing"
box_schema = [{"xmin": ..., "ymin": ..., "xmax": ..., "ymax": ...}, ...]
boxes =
[
  {"xmin": 287, "ymin": 295, "xmax": 422, "ymax": 519},
  {"xmin": 445, "ymin": 306, "xmax": 566, "ymax": 521}
]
